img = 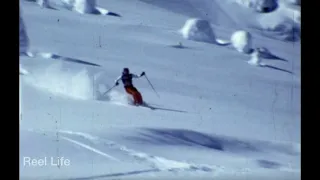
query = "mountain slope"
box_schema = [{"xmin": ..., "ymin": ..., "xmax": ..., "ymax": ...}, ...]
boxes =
[{"xmin": 20, "ymin": 0, "xmax": 300, "ymax": 179}]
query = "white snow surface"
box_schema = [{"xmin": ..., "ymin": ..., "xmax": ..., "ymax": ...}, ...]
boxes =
[{"xmin": 20, "ymin": 0, "xmax": 300, "ymax": 179}]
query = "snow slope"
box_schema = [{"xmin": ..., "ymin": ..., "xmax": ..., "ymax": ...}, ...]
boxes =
[{"xmin": 20, "ymin": 0, "xmax": 300, "ymax": 179}]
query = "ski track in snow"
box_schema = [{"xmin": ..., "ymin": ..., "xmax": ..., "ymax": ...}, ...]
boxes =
[
  {"xmin": 60, "ymin": 136, "xmax": 121, "ymax": 162},
  {"xmin": 61, "ymin": 130, "xmax": 216, "ymax": 172},
  {"xmin": 28, "ymin": 129, "xmax": 228, "ymax": 176},
  {"xmin": 27, "ymin": 128, "xmax": 299, "ymax": 179}
]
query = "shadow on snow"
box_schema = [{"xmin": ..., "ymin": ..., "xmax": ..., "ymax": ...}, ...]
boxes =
[
  {"xmin": 257, "ymin": 159, "xmax": 282, "ymax": 169},
  {"xmin": 40, "ymin": 53, "xmax": 101, "ymax": 67},
  {"xmin": 127, "ymin": 128, "xmax": 300, "ymax": 156},
  {"xmin": 261, "ymin": 64, "xmax": 293, "ymax": 74}
]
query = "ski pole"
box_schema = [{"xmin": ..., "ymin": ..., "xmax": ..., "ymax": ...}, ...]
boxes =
[
  {"xmin": 144, "ymin": 74, "xmax": 160, "ymax": 98},
  {"xmin": 102, "ymin": 84, "xmax": 117, "ymax": 96}
]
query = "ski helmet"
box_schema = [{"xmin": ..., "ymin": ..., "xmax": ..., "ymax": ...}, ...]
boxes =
[{"xmin": 123, "ymin": 68, "xmax": 129, "ymax": 74}]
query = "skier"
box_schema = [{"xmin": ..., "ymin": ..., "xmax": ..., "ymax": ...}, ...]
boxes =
[{"xmin": 115, "ymin": 68, "xmax": 145, "ymax": 105}]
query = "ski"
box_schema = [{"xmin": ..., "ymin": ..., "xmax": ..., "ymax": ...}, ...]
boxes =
[
  {"xmin": 112, "ymin": 101, "xmax": 155, "ymax": 110},
  {"xmin": 133, "ymin": 103, "xmax": 156, "ymax": 110}
]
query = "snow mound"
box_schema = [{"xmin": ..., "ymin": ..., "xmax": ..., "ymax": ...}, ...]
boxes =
[
  {"xmin": 180, "ymin": 18, "xmax": 216, "ymax": 44},
  {"xmin": 248, "ymin": 49, "xmax": 263, "ymax": 66},
  {"xmin": 60, "ymin": 0, "xmax": 120, "ymax": 16},
  {"xmin": 234, "ymin": 0, "xmax": 278, "ymax": 13},
  {"xmin": 37, "ymin": 0, "xmax": 51, "ymax": 8},
  {"xmin": 280, "ymin": 5, "xmax": 300, "ymax": 25},
  {"xmin": 230, "ymin": 30, "xmax": 253, "ymax": 54},
  {"xmin": 258, "ymin": 9, "xmax": 300, "ymax": 41},
  {"xmin": 74, "ymin": 0, "xmax": 96, "ymax": 14},
  {"xmin": 24, "ymin": 62, "xmax": 96, "ymax": 100},
  {"xmin": 19, "ymin": 9, "xmax": 29, "ymax": 55},
  {"xmin": 61, "ymin": 0, "xmax": 96, "ymax": 14}
]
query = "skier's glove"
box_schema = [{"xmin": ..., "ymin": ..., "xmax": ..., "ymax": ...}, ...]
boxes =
[
  {"xmin": 115, "ymin": 82, "xmax": 119, "ymax": 86},
  {"xmin": 140, "ymin": 72, "xmax": 145, "ymax": 77}
]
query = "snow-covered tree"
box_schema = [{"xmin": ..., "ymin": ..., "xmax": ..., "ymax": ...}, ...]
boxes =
[
  {"xmin": 61, "ymin": 0, "xmax": 97, "ymax": 14},
  {"xmin": 230, "ymin": 30, "xmax": 252, "ymax": 54},
  {"xmin": 180, "ymin": 18, "xmax": 216, "ymax": 44}
]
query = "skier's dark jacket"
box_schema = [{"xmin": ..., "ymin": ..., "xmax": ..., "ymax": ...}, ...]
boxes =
[{"xmin": 115, "ymin": 73, "xmax": 139, "ymax": 87}]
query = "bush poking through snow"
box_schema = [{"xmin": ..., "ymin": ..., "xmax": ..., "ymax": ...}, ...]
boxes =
[
  {"xmin": 230, "ymin": 30, "xmax": 253, "ymax": 54},
  {"xmin": 180, "ymin": 18, "xmax": 216, "ymax": 44}
]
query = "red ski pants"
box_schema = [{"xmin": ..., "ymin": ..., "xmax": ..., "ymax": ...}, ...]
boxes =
[{"xmin": 125, "ymin": 86, "xmax": 143, "ymax": 105}]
